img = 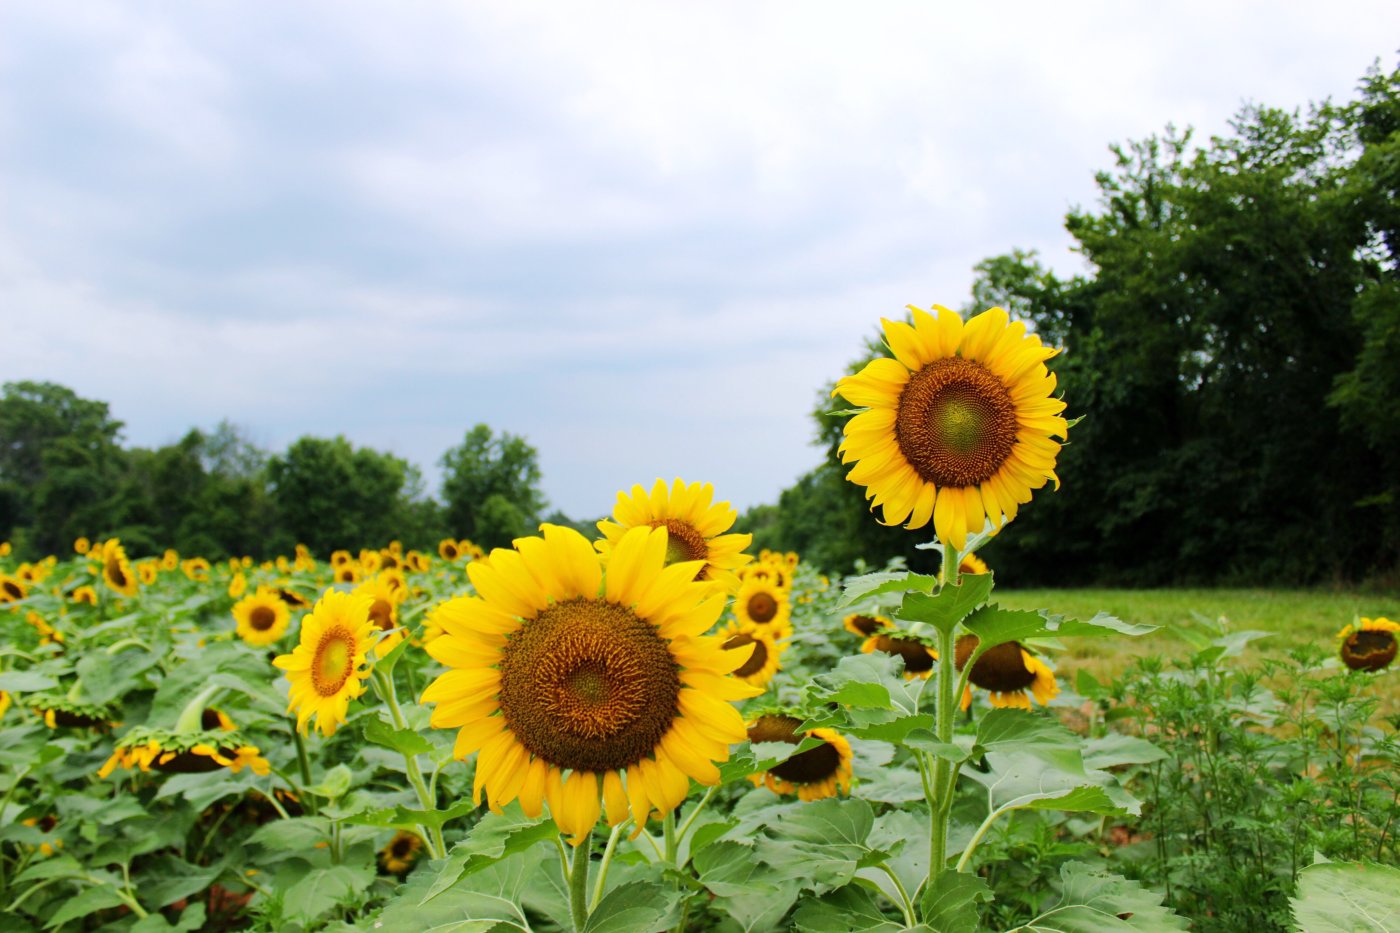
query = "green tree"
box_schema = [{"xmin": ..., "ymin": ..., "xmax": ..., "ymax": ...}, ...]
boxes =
[
  {"xmin": 439, "ymin": 425, "xmax": 545, "ymax": 548},
  {"xmin": 267, "ymin": 436, "xmax": 411, "ymax": 555}
]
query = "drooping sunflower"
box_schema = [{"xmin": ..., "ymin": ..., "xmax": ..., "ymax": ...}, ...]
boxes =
[
  {"xmin": 832, "ymin": 305, "xmax": 1068, "ymax": 550},
  {"xmin": 379, "ymin": 830, "xmax": 423, "ymax": 874},
  {"xmin": 277, "ymin": 587, "xmax": 312, "ymax": 611},
  {"xmin": 233, "ymin": 587, "xmax": 293, "ymax": 647},
  {"xmin": 98, "ymin": 540, "xmax": 138, "ymax": 597},
  {"xmin": 273, "ymin": 590, "xmax": 376, "ymax": 736},
  {"xmin": 955, "ymin": 635, "xmax": 1057, "ymax": 709},
  {"xmin": 596, "ymin": 478, "xmax": 753, "ymax": 593},
  {"xmin": 843, "ymin": 612, "xmax": 892, "ymax": 638},
  {"xmin": 719, "ymin": 622, "xmax": 784, "ymax": 689},
  {"xmin": 420, "ymin": 524, "xmax": 758, "ymax": 846},
  {"xmin": 746, "ymin": 714, "xmax": 853, "ymax": 802},
  {"xmin": 861, "ymin": 631, "xmax": 937, "ymax": 680},
  {"xmin": 732, "ymin": 577, "xmax": 792, "ymax": 637},
  {"xmin": 1337, "ymin": 617, "xmax": 1399, "ymax": 672},
  {"xmin": 30, "ymin": 695, "xmax": 116, "ymax": 730},
  {"xmin": 97, "ymin": 726, "xmax": 270, "ymax": 778},
  {"xmin": 354, "ymin": 572, "xmax": 406, "ymax": 658}
]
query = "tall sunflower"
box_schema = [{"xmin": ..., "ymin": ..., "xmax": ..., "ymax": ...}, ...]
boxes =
[
  {"xmin": 273, "ymin": 590, "xmax": 376, "ymax": 736},
  {"xmin": 746, "ymin": 714, "xmax": 853, "ymax": 802},
  {"xmin": 955, "ymin": 635, "xmax": 1057, "ymax": 709},
  {"xmin": 732, "ymin": 577, "xmax": 791, "ymax": 637},
  {"xmin": 1337, "ymin": 617, "xmax": 1399, "ymax": 672},
  {"xmin": 832, "ymin": 305, "xmax": 1068, "ymax": 550},
  {"xmin": 99, "ymin": 540, "xmax": 138, "ymax": 597},
  {"xmin": 420, "ymin": 524, "xmax": 759, "ymax": 846},
  {"xmin": 596, "ymin": 479, "xmax": 752, "ymax": 593},
  {"xmin": 233, "ymin": 587, "xmax": 293, "ymax": 646}
]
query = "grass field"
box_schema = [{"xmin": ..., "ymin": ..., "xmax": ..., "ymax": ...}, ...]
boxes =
[{"xmin": 997, "ymin": 587, "xmax": 1400, "ymax": 689}]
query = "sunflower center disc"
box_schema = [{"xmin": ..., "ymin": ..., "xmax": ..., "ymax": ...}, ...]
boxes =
[
  {"xmin": 957, "ymin": 636, "xmax": 1036, "ymax": 692},
  {"xmin": 650, "ymin": 519, "xmax": 709, "ymax": 577},
  {"xmin": 106, "ymin": 558, "xmax": 129, "ymax": 588},
  {"xmin": 392, "ymin": 838, "xmax": 412, "ymax": 858},
  {"xmin": 872, "ymin": 635, "xmax": 934, "ymax": 674},
  {"xmin": 498, "ymin": 597, "xmax": 680, "ymax": 773},
  {"xmin": 369, "ymin": 599, "xmax": 394, "ymax": 631},
  {"xmin": 723, "ymin": 632, "xmax": 768, "ymax": 678},
  {"xmin": 249, "ymin": 606, "xmax": 276, "ymax": 631},
  {"xmin": 746, "ymin": 592, "xmax": 779, "ymax": 623},
  {"xmin": 312, "ymin": 629, "xmax": 355, "ymax": 696},
  {"xmin": 850, "ymin": 615, "xmax": 882, "ymax": 636},
  {"xmin": 895, "ymin": 357, "xmax": 1018, "ymax": 487},
  {"xmin": 746, "ymin": 715, "xmax": 840, "ymax": 785},
  {"xmin": 1344, "ymin": 630, "xmax": 1397, "ymax": 671}
]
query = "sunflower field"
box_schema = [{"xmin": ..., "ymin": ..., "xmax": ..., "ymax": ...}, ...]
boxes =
[{"xmin": 3, "ymin": 307, "xmax": 1399, "ymax": 933}]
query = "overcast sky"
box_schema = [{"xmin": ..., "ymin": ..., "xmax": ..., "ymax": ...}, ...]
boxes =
[{"xmin": 2, "ymin": 3, "xmax": 1395, "ymax": 518}]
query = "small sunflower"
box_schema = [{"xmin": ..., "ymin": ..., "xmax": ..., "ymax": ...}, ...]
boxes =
[
  {"xmin": 26, "ymin": 611, "xmax": 65, "ymax": 647},
  {"xmin": 277, "ymin": 587, "xmax": 312, "ymax": 611},
  {"xmin": 334, "ymin": 564, "xmax": 361, "ymax": 585},
  {"xmin": 229, "ymin": 572, "xmax": 248, "ymax": 599},
  {"xmin": 273, "ymin": 589, "xmax": 376, "ymax": 736},
  {"xmin": 960, "ymin": 552, "xmax": 989, "ymax": 575},
  {"xmin": 596, "ymin": 478, "xmax": 753, "ymax": 593},
  {"xmin": 746, "ymin": 715, "xmax": 853, "ymax": 802},
  {"xmin": 843, "ymin": 612, "xmax": 892, "ymax": 638},
  {"xmin": 137, "ymin": 561, "xmax": 159, "ymax": 585},
  {"xmin": 1337, "ymin": 617, "xmax": 1399, "ymax": 672},
  {"xmin": 0, "ymin": 690, "xmax": 10, "ymax": 721},
  {"xmin": 73, "ymin": 537, "xmax": 91, "ymax": 555},
  {"xmin": 860, "ymin": 632, "xmax": 937, "ymax": 680},
  {"xmin": 97, "ymin": 726, "xmax": 270, "ymax": 778},
  {"xmin": 94, "ymin": 540, "xmax": 137, "ymax": 596},
  {"xmin": 0, "ymin": 574, "xmax": 28, "ymax": 603},
  {"xmin": 379, "ymin": 830, "xmax": 423, "ymax": 874},
  {"xmin": 161, "ymin": 549, "xmax": 180, "ymax": 571},
  {"xmin": 460, "ymin": 540, "xmax": 486, "ymax": 562},
  {"xmin": 733, "ymin": 577, "xmax": 792, "ymax": 637},
  {"xmin": 719, "ymin": 623, "xmax": 784, "ymax": 689},
  {"xmin": 233, "ymin": 587, "xmax": 293, "ymax": 646},
  {"xmin": 420, "ymin": 524, "xmax": 759, "ymax": 846},
  {"xmin": 22, "ymin": 816, "xmax": 63, "ymax": 857},
  {"xmin": 955, "ymin": 635, "xmax": 1057, "ymax": 709},
  {"xmin": 832, "ymin": 305, "xmax": 1068, "ymax": 550},
  {"xmin": 331, "ymin": 549, "xmax": 353, "ymax": 568},
  {"xmin": 182, "ymin": 557, "xmax": 211, "ymax": 581},
  {"xmin": 438, "ymin": 539, "xmax": 461, "ymax": 562},
  {"xmin": 354, "ymin": 572, "xmax": 406, "ymax": 658},
  {"xmin": 30, "ymin": 695, "xmax": 116, "ymax": 730}
]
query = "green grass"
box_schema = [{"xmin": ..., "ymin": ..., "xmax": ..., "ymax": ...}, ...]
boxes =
[{"xmin": 996, "ymin": 588, "xmax": 1400, "ymax": 687}]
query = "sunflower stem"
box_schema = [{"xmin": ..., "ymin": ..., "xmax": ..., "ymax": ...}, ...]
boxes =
[
  {"xmin": 373, "ymin": 668, "xmax": 446, "ymax": 859},
  {"xmin": 292, "ymin": 725, "xmax": 318, "ymax": 816},
  {"xmin": 172, "ymin": 684, "xmax": 223, "ymax": 734},
  {"xmin": 590, "ymin": 820, "xmax": 629, "ymax": 910},
  {"xmin": 568, "ymin": 837, "xmax": 592, "ymax": 932},
  {"xmin": 927, "ymin": 539, "xmax": 961, "ymax": 896},
  {"xmin": 662, "ymin": 809, "xmax": 678, "ymax": 864}
]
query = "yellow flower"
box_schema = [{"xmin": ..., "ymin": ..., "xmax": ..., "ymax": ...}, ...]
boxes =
[
  {"xmin": 27, "ymin": 611, "xmax": 65, "ymax": 646},
  {"xmin": 596, "ymin": 479, "xmax": 753, "ymax": 593},
  {"xmin": 438, "ymin": 539, "xmax": 461, "ymax": 561},
  {"xmin": 832, "ymin": 305, "xmax": 1068, "ymax": 549},
  {"xmin": 420, "ymin": 524, "xmax": 759, "ymax": 846},
  {"xmin": 732, "ymin": 577, "xmax": 791, "ymax": 638},
  {"xmin": 719, "ymin": 623, "xmax": 784, "ymax": 688},
  {"xmin": 861, "ymin": 632, "xmax": 936, "ymax": 680},
  {"xmin": 354, "ymin": 572, "xmax": 406, "ymax": 659},
  {"xmin": 0, "ymin": 574, "xmax": 28, "ymax": 603},
  {"xmin": 331, "ymin": 549, "xmax": 353, "ymax": 568},
  {"xmin": 71, "ymin": 585, "xmax": 98, "ymax": 606},
  {"xmin": 137, "ymin": 561, "xmax": 159, "ymax": 586},
  {"xmin": 182, "ymin": 557, "xmax": 211, "ymax": 581},
  {"xmin": 73, "ymin": 537, "xmax": 91, "ymax": 555},
  {"xmin": 843, "ymin": 613, "xmax": 892, "ymax": 638},
  {"xmin": 955, "ymin": 635, "xmax": 1057, "ymax": 709},
  {"xmin": 233, "ymin": 587, "xmax": 293, "ymax": 646},
  {"xmin": 334, "ymin": 564, "xmax": 361, "ymax": 585},
  {"xmin": 0, "ymin": 690, "xmax": 10, "ymax": 720},
  {"xmin": 98, "ymin": 731, "xmax": 270, "ymax": 778},
  {"xmin": 960, "ymin": 552, "xmax": 989, "ymax": 575},
  {"xmin": 747, "ymin": 715, "xmax": 853, "ymax": 802},
  {"xmin": 22, "ymin": 816, "xmax": 63, "ymax": 857},
  {"xmin": 379, "ymin": 831, "xmax": 423, "ymax": 874},
  {"xmin": 273, "ymin": 590, "xmax": 376, "ymax": 736},
  {"xmin": 228, "ymin": 572, "xmax": 248, "ymax": 599},
  {"xmin": 161, "ymin": 549, "xmax": 180, "ymax": 571},
  {"xmin": 1337, "ymin": 617, "xmax": 1399, "ymax": 672}
]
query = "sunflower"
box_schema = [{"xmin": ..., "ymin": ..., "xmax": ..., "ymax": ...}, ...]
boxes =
[
  {"xmin": 277, "ymin": 587, "xmax": 312, "ymax": 611},
  {"xmin": 334, "ymin": 564, "xmax": 361, "ymax": 585},
  {"xmin": 331, "ymin": 549, "xmax": 353, "ymax": 568},
  {"xmin": 438, "ymin": 539, "xmax": 461, "ymax": 562},
  {"xmin": 69, "ymin": 585, "xmax": 97, "ymax": 607},
  {"xmin": 861, "ymin": 632, "xmax": 937, "ymax": 679},
  {"xmin": 1337, "ymin": 617, "xmax": 1399, "ymax": 672},
  {"xmin": 354, "ymin": 572, "xmax": 406, "ymax": 658},
  {"xmin": 202, "ymin": 708, "xmax": 237, "ymax": 731},
  {"xmin": 954, "ymin": 635, "xmax": 1057, "ymax": 709},
  {"xmin": 97, "ymin": 726, "xmax": 270, "ymax": 778},
  {"xmin": 596, "ymin": 479, "xmax": 753, "ymax": 593},
  {"xmin": 0, "ymin": 689, "xmax": 10, "ymax": 721},
  {"xmin": 460, "ymin": 539, "xmax": 486, "ymax": 562},
  {"xmin": 229, "ymin": 572, "xmax": 248, "ymax": 599},
  {"xmin": 843, "ymin": 612, "xmax": 892, "ymax": 638},
  {"xmin": 746, "ymin": 715, "xmax": 853, "ymax": 802},
  {"xmin": 137, "ymin": 561, "xmax": 159, "ymax": 586},
  {"xmin": 30, "ymin": 695, "xmax": 116, "ymax": 730},
  {"xmin": 161, "ymin": 549, "xmax": 179, "ymax": 571},
  {"xmin": 22, "ymin": 816, "xmax": 62, "ymax": 857},
  {"xmin": 233, "ymin": 587, "xmax": 292, "ymax": 646},
  {"xmin": 26, "ymin": 612, "xmax": 65, "ymax": 647},
  {"xmin": 182, "ymin": 557, "xmax": 211, "ymax": 581},
  {"xmin": 359, "ymin": 550, "xmax": 382, "ymax": 574},
  {"xmin": 92, "ymin": 539, "xmax": 135, "ymax": 596},
  {"xmin": 379, "ymin": 830, "xmax": 423, "ymax": 874},
  {"xmin": 733, "ymin": 577, "xmax": 792, "ymax": 637},
  {"xmin": 73, "ymin": 537, "xmax": 91, "ymax": 555},
  {"xmin": 831, "ymin": 305, "xmax": 1068, "ymax": 550},
  {"xmin": 719, "ymin": 622, "xmax": 784, "ymax": 688},
  {"xmin": 960, "ymin": 552, "xmax": 989, "ymax": 575},
  {"xmin": 0, "ymin": 574, "xmax": 27, "ymax": 603},
  {"xmin": 273, "ymin": 589, "xmax": 376, "ymax": 736},
  {"xmin": 420, "ymin": 524, "xmax": 759, "ymax": 846}
]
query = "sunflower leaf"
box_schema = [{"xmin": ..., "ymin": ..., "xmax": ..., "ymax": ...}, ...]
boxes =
[
  {"xmin": 803, "ymin": 653, "xmax": 915, "ymax": 713},
  {"xmin": 0, "ymin": 670, "xmax": 59, "ymax": 692},
  {"xmin": 963, "ymin": 606, "xmax": 1156, "ymax": 654},
  {"xmin": 381, "ymin": 843, "xmax": 546, "ymax": 931},
  {"xmin": 919, "ymin": 870, "xmax": 993, "ymax": 933},
  {"xmin": 1010, "ymin": 862, "xmax": 1187, "ymax": 932},
  {"xmin": 839, "ymin": 571, "xmax": 940, "ymax": 609},
  {"xmin": 282, "ymin": 863, "xmax": 376, "ymax": 925},
  {"xmin": 583, "ymin": 879, "xmax": 681, "ymax": 933},
  {"xmin": 363, "ymin": 713, "xmax": 434, "ymax": 758},
  {"xmin": 792, "ymin": 884, "xmax": 933, "ymax": 932},
  {"xmin": 1290, "ymin": 859, "xmax": 1400, "ymax": 933},
  {"xmin": 42, "ymin": 883, "xmax": 128, "ymax": 930},
  {"xmin": 421, "ymin": 804, "xmax": 559, "ymax": 903},
  {"xmin": 695, "ymin": 839, "xmax": 802, "ymax": 930},
  {"xmin": 897, "ymin": 574, "xmax": 995, "ymax": 635}
]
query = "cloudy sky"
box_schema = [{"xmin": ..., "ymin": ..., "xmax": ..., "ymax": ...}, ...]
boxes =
[{"xmin": 2, "ymin": 3, "xmax": 1395, "ymax": 518}]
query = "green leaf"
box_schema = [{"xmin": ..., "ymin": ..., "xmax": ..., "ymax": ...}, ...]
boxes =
[
  {"xmin": 976, "ymin": 708, "xmax": 1083, "ymax": 755},
  {"xmin": 920, "ymin": 871, "xmax": 992, "ymax": 933},
  {"xmin": 0, "ymin": 671, "xmax": 59, "ymax": 692},
  {"xmin": 283, "ymin": 863, "xmax": 375, "ymax": 924},
  {"xmin": 1082, "ymin": 734, "xmax": 1167, "ymax": 770},
  {"xmin": 137, "ymin": 856, "xmax": 222, "ymax": 908},
  {"xmin": 349, "ymin": 797, "xmax": 478, "ymax": 832},
  {"xmin": 694, "ymin": 840, "xmax": 801, "ymax": 931},
  {"xmin": 153, "ymin": 772, "xmax": 249, "ymax": 811},
  {"xmin": 422, "ymin": 804, "xmax": 558, "ymax": 902},
  {"xmin": 862, "ymin": 809, "xmax": 925, "ymax": 915},
  {"xmin": 131, "ymin": 903, "xmax": 208, "ymax": 932},
  {"xmin": 248, "ymin": 816, "xmax": 332, "ymax": 851},
  {"xmin": 583, "ymin": 879, "xmax": 680, "ymax": 933},
  {"xmin": 963, "ymin": 607, "xmax": 1156, "ymax": 655},
  {"xmin": 14, "ymin": 854, "xmax": 84, "ymax": 884},
  {"xmin": 376, "ymin": 844, "xmax": 546, "ymax": 931},
  {"xmin": 1011, "ymin": 862, "xmax": 1187, "ymax": 932},
  {"xmin": 364, "ymin": 713, "xmax": 434, "ymax": 758},
  {"xmin": 44, "ymin": 884, "xmax": 127, "ymax": 929},
  {"xmin": 1291, "ymin": 860, "xmax": 1400, "ymax": 932},
  {"xmin": 839, "ymin": 571, "xmax": 940, "ymax": 609},
  {"xmin": 792, "ymin": 885, "xmax": 931, "ymax": 932},
  {"xmin": 804, "ymin": 652, "xmax": 915, "ymax": 712},
  {"xmin": 897, "ymin": 573, "xmax": 995, "ymax": 635},
  {"xmin": 754, "ymin": 797, "xmax": 888, "ymax": 896},
  {"xmin": 307, "ymin": 763, "xmax": 354, "ymax": 799}
]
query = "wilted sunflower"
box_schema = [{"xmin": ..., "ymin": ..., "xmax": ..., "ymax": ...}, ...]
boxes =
[
  {"xmin": 438, "ymin": 539, "xmax": 461, "ymax": 562},
  {"xmin": 273, "ymin": 590, "xmax": 376, "ymax": 736},
  {"xmin": 733, "ymin": 577, "xmax": 792, "ymax": 637},
  {"xmin": 420, "ymin": 524, "xmax": 758, "ymax": 846},
  {"xmin": 747, "ymin": 714, "xmax": 853, "ymax": 801},
  {"xmin": 955, "ymin": 635, "xmax": 1057, "ymax": 709},
  {"xmin": 354, "ymin": 572, "xmax": 406, "ymax": 658},
  {"xmin": 596, "ymin": 479, "xmax": 753, "ymax": 593},
  {"xmin": 97, "ymin": 726, "xmax": 269, "ymax": 778},
  {"xmin": 719, "ymin": 623, "xmax": 784, "ymax": 688},
  {"xmin": 1337, "ymin": 617, "xmax": 1399, "ymax": 672},
  {"xmin": 233, "ymin": 587, "xmax": 293, "ymax": 646},
  {"xmin": 861, "ymin": 631, "xmax": 937, "ymax": 679},
  {"xmin": 832, "ymin": 305, "xmax": 1068, "ymax": 550},
  {"xmin": 379, "ymin": 830, "xmax": 423, "ymax": 874},
  {"xmin": 843, "ymin": 612, "xmax": 892, "ymax": 638},
  {"xmin": 0, "ymin": 573, "xmax": 27, "ymax": 603}
]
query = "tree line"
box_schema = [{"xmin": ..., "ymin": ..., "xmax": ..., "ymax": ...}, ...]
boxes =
[
  {"xmin": 740, "ymin": 63, "xmax": 1400, "ymax": 587},
  {"xmin": 0, "ymin": 382, "xmax": 563, "ymax": 561}
]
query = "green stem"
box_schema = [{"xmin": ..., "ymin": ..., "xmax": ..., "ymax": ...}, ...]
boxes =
[
  {"xmin": 675, "ymin": 787, "xmax": 716, "ymax": 849},
  {"xmin": 878, "ymin": 863, "xmax": 917, "ymax": 927},
  {"xmin": 568, "ymin": 838, "xmax": 592, "ymax": 932},
  {"xmin": 590, "ymin": 820, "xmax": 629, "ymax": 910},
  {"xmin": 927, "ymin": 540, "xmax": 961, "ymax": 893},
  {"xmin": 663, "ymin": 810, "xmax": 677, "ymax": 864},
  {"xmin": 373, "ymin": 669, "xmax": 446, "ymax": 859},
  {"xmin": 173, "ymin": 685, "xmax": 224, "ymax": 734},
  {"xmin": 955, "ymin": 802, "xmax": 1016, "ymax": 873},
  {"xmin": 292, "ymin": 725, "xmax": 318, "ymax": 816}
]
